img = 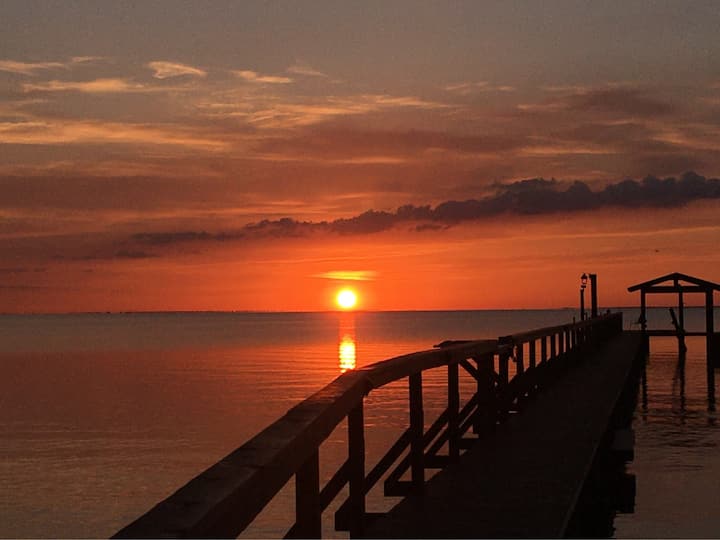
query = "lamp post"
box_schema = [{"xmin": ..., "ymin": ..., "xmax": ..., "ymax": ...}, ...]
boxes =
[{"xmin": 580, "ymin": 273, "xmax": 588, "ymax": 321}]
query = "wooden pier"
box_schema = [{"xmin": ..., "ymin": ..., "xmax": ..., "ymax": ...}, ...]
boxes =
[
  {"xmin": 364, "ymin": 331, "xmax": 643, "ymax": 538},
  {"xmin": 113, "ymin": 311, "xmax": 646, "ymax": 539}
]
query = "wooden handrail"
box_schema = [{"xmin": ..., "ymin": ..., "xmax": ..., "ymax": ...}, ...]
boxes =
[{"xmin": 114, "ymin": 313, "xmax": 623, "ymax": 539}]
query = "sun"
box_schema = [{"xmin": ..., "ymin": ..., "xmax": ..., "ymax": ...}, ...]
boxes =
[{"xmin": 336, "ymin": 288, "xmax": 358, "ymax": 310}]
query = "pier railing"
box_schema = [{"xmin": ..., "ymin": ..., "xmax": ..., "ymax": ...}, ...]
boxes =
[{"xmin": 114, "ymin": 312, "xmax": 623, "ymax": 539}]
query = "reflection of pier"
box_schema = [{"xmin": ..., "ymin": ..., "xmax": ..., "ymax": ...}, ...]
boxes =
[{"xmin": 115, "ymin": 312, "xmax": 644, "ymax": 539}]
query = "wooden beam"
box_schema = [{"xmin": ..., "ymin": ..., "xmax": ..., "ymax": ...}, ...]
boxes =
[{"xmin": 641, "ymin": 285, "xmax": 706, "ymax": 293}]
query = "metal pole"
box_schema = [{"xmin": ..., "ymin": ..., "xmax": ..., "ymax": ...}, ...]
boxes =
[
  {"xmin": 580, "ymin": 287, "xmax": 586, "ymax": 321},
  {"xmin": 590, "ymin": 273, "xmax": 598, "ymax": 318}
]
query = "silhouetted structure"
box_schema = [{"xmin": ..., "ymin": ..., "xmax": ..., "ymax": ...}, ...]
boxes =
[
  {"xmin": 628, "ymin": 272, "xmax": 719, "ymax": 405},
  {"xmin": 114, "ymin": 313, "xmax": 642, "ymax": 539}
]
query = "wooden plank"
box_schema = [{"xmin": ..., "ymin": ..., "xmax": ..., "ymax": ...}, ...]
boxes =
[{"xmin": 364, "ymin": 332, "xmax": 643, "ymax": 539}]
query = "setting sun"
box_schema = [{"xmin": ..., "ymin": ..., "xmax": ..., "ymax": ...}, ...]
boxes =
[{"xmin": 336, "ymin": 288, "xmax": 358, "ymax": 310}]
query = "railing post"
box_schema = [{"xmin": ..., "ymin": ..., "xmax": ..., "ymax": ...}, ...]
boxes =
[
  {"xmin": 550, "ymin": 332, "xmax": 557, "ymax": 360},
  {"xmin": 540, "ymin": 336, "xmax": 547, "ymax": 363},
  {"xmin": 565, "ymin": 328, "xmax": 571, "ymax": 355},
  {"xmin": 448, "ymin": 362, "xmax": 460, "ymax": 461},
  {"xmin": 474, "ymin": 354, "xmax": 496, "ymax": 434},
  {"xmin": 294, "ymin": 450, "xmax": 321, "ymax": 539},
  {"xmin": 409, "ymin": 372, "xmax": 424, "ymax": 491},
  {"xmin": 348, "ymin": 402, "xmax": 365, "ymax": 538},
  {"xmin": 498, "ymin": 349, "xmax": 510, "ymax": 420},
  {"xmin": 528, "ymin": 339, "xmax": 536, "ymax": 369},
  {"xmin": 516, "ymin": 343, "xmax": 524, "ymax": 375}
]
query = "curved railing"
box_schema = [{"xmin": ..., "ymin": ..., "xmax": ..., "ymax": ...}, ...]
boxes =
[{"xmin": 114, "ymin": 312, "xmax": 622, "ymax": 539}]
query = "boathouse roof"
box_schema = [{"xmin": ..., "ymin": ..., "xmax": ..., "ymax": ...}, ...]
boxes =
[{"xmin": 627, "ymin": 272, "xmax": 720, "ymax": 293}]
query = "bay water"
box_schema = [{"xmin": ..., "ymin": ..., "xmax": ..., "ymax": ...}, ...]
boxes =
[{"xmin": 1, "ymin": 309, "xmax": 718, "ymax": 537}]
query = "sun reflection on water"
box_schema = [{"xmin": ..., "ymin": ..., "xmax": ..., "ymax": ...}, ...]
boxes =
[{"xmin": 338, "ymin": 312, "xmax": 357, "ymax": 372}]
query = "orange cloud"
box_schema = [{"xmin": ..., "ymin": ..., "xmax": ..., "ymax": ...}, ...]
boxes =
[
  {"xmin": 22, "ymin": 78, "xmax": 147, "ymax": 93},
  {"xmin": 287, "ymin": 62, "xmax": 329, "ymax": 78},
  {"xmin": 0, "ymin": 119, "xmax": 228, "ymax": 149},
  {"xmin": 445, "ymin": 82, "xmax": 515, "ymax": 94},
  {"xmin": 0, "ymin": 59, "xmax": 65, "ymax": 75},
  {"xmin": 312, "ymin": 270, "xmax": 378, "ymax": 281},
  {"xmin": 147, "ymin": 61, "xmax": 207, "ymax": 79},
  {"xmin": 233, "ymin": 70, "xmax": 293, "ymax": 84}
]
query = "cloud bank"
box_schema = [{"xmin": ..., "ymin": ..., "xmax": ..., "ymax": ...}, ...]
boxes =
[{"xmin": 129, "ymin": 171, "xmax": 720, "ymax": 246}]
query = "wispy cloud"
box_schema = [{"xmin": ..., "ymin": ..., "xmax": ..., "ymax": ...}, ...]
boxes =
[
  {"xmin": 22, "ymin": 78, "xmax": 147, "ymax": 93},
  {"xmin": 0, "ymin": 56, "xmax": 105, "ymax": 76},
  {"xmin": 70, "ymin": 56, "xmax": 105, "ymax": 65},
  {"xmin": 0, "ymin": 60, "xmax": 65, "ymax": 75},
  {"xmin": 147, "ymin": 60, "xmax": 207, "ymax": 79},
  {"xmin": 312, "ymin": 270, "xmax": 378, "ymax": 281},
  {"xmin": 0, "ymin": 119, "xmax": 228, "ymax": 149},
  {"xmin": 287, "ymin": 62, "xmax": 329, "ymax": 78},
  {"xmin": 233, "ymin": 70, "xmax": 293, "ymax": 84},
  {"xmin": 207, "ymin": 93, "xmax": 451, "ymax": 129},
  {"xmin": 445, "ymin": 81, "xmax": 515, "ymax": 95}
]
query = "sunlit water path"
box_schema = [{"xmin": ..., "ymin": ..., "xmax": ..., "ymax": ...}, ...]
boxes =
[{"xmin": 0, "ymin": 309, "xmax": 718, "ymax": 538}]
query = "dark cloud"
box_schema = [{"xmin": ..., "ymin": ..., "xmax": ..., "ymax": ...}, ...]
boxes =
[
  {"xmin": 132, "ymin": 231, "xmax": 219, "ymax": 245},
  {"xmin": 252, "ymin": 127, "xmax": 527, "ymax": 161},
  {"xmin": 0, "ymin": 267, "xmax": 46, "ymax": 274},
  {"xmin": 567, "ymin": 88, "xmax": 675, "ymax": 117},
  {"xmin": 114, "ymin": 250, "xmax": 156, "ymax": 259},
  {"xmin": 126, "ymin": 171, "xmax": 720, "ymax": 246}
]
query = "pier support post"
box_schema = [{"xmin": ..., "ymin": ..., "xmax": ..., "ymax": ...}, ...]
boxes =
[
  {"xmin": 348, "ymin": 403, "xmax": 365, "ymax": 538},
  {"xmin": 409, "ymin": 372, "xmax": 425, "ymax": 491},
  {"xmin": 706, "ymin": 291, "xmax": 716, "ymax": 408},
  {"xmin": 474, "ymin": 354, "xmax": 497, "ymax": 434},
  {"xmin": 294, "ymin": 450, "xmax": 321, "ymax": 539},
  {"xmin": 498, "ymin": 350, "xmax": 510, "ymax": 420},
  {"xmin": 448, "ymin": 363, "xmax": 460, "ymax": 460}
]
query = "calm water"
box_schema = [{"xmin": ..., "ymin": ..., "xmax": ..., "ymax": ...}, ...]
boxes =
[{"xmin": 0, "ymin": 308, "xmax": 718, "ymax": 538}]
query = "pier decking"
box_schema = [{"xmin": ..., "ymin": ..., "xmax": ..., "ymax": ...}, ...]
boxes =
[
  {"xmin": 114, "ymin": 313, "xmax": 644, "ymax": 539},
  {"xmin": 364, "ymin": 332, "xmax": 643, "ymax": 538}
]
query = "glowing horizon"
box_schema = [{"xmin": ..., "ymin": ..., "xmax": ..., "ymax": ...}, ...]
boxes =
[{"xmin": 1, "ymin": 2, "xmax": 719, "ymax": 313}]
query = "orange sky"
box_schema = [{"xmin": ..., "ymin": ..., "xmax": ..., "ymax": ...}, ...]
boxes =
[{"xmin": 1, "ymin": 2, "xmax": 720, "ymax": 312}]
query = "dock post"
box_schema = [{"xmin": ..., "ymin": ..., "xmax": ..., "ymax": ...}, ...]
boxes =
[
  {"xmin": 498, "ymin": 350, "xmax": 510, "ymax": 420},
  {"xmin": 448, "ymin": 362, "xmax": 460, "ymax": 460},
  {"xmin": 474, "ymin": 354, "xmax": 497, "ymax": 434},
  {"xmin": 409, "ymin": 372, "xmax": 425, "ymax": 491},
  {"xmin": 294, "ymin": 450, "xmax": 321, "ymax": 539},
  {"xmin": 348, "ymin": 403, "xmax": 365, "ymax": 537},
  {"xmin": 706, "ymin": 291, "xmax": 716, "ymax": 408}
]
